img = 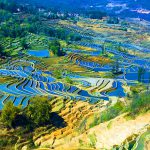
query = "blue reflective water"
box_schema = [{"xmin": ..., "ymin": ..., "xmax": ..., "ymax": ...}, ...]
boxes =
[
  {"xmin": 0, "ymin": 95, "xmax": 8, "ymax": 109},
  {"xmin": 108, "ymin": 81, "xmax": 126, "ymax": 97},
  {"xmin": 14, "ymin": 96, "xmax": 24, "ymax": 106},
  {"xmin": 27, "ymin": 50, "xmax": 50, "ymax": 57},
  {"xmin": 68, "ymin": 86, "xmax": 78, "ymax": 93},
  {"xmin": 22, "ymin": 97, "xmax": 30, "ymax": 108}
]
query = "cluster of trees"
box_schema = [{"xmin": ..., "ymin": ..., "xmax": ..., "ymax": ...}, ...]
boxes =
[
  {"xmin": 0, "ymin": 9, "xmax": 12, "ymax": 23},
  {"xmin": 0, "ymin": 1, "xmax": 38, "ymax": 14},
  {"xmin": 1, "ymin": 22, "xmax": 27, "ymax": 38},
  {"xmin": 138, "ymin": 67, "xmax": 146, "ymax": 82},
  {"xmin": 1, "ymin": 98, "xmax": 52, "ymax": 129},
  {"xmin": 112, "ymin": 59, "xmax": 122, "ymax": 75},
  {"xmin": 43, "ymin": 25, "xmax": 81, "ymax": 41},
  {"xmin": 49, "ymin": 40, "xmax": 65, "ymax": 56},
  {"xmin": 21, "ymin": 38, "xmax": 30, "ymax": 50},
  {"xmin": 24, "ymin": 20, "xmax": 82, "ymax": 41},
  {"xmin": 65, "ymin": 76, "xmax": 73, "ymax": 84},
  {"xmin": 84, "ymin": 10, "xmax": 106, "ymax": 19},
  {"xmin": 117, "ymin": 46, "xmax": 128, "ymax": 53},
  {"xmin": 0, "ymin": 1, "xmax": 19, "ymax": 13},
  {"xmin": 0, "ymin": 14, "xmax": 81, "ymax": 40},
  {"xmin": 0, "ymin": 1, "xmax": 82, "ymax": 58},
  {"xmin": 101, "ymin": 43, "xmax": 106, "ymax": 55},
  {"xmin": 107, "ymin": 17, "xmax": 119, "ymax": 24},
  {"xmin": 53, "ymin": 69, "xmax": 63, "ymax": 79},
  {"xmin": 0, "ymin": 43, "xmax": 10, "ymax": 57},
  {"xmin": 0, "ymin": 1, "xmax": 82, "ymax": 41},
  {"xmin": 46, "ymin": 28, "xmax": 81, "ymax": 42},
  {"xmin": 0, "ymin": 43, "xmax": 4, "ymax": 56}
]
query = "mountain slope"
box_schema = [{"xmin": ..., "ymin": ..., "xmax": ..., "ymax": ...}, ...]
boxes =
[{"xmin": 14, "ymin": 0, "xmax": 150, "ymax": 20}]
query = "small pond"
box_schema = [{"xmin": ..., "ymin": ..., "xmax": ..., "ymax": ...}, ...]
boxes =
[{"xmin": 27, "ymin": 49, "xmax": 50, "ymax": 58}]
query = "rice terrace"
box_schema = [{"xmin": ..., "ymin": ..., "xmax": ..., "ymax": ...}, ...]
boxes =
[{"xmin": 0, "ymin": 0, "xmax": 150, "ymax": 150}]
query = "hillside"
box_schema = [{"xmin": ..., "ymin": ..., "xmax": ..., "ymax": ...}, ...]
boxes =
[{"xmin": 0, "ymin": 1, "xmax": 150, "ymax": 150}]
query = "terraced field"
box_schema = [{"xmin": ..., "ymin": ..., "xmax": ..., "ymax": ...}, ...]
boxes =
[
  {"xmin": 0, "ymin": 18, "xmax": 150, "ymax": 109},
  {"xmin": 0, "ymin": 11, "xmax": 150, "ymax": 150},
  {"xmin": 0, "ymin": 57, "xmax": 116, "ymax": 109},
  {"xmin": 0, "ymin": 42, "xmax": 149, "ymax": 109}
]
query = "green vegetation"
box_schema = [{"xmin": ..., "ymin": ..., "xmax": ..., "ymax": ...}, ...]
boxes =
[
  {"xmin": 49, "ymin": 40, "xmax": 64, "ymax": 56},
  {"xmin": 0, "ymin": 43, "xmax": 5, "ymax": 56},
  {"xmin": 112, "ymin": 59, "xmax": 121, "ymax": 74},
  {"xmin": 0, "ymin": 1, "xmax": 150, "ymax": 149},
  {"xmin": 138, "ymin": 67, "xmax": 146, "ymax": 82},
  {"xmin": 130, "ymin": 84, "xmax": 146, "ymax": 94},
  {"xmin": 89, "ymin": 114, "xmax": 101, "ymax": 128},
  {"xmin": 0, "ymin": 1, "xmax": 82, "ymax": 58},
  {"xmin": 107, "ymin": 17, "xmax": 119, "ymax": 24},
  {"xmin": 25, "ymin": 98, "xmax": 52, "ymax": 127},
  {"xmin": 117, "ymin": 46, "xmax": 128, "ymax": 53},
  {"xmin": 135, "ymin": 130, "xmax": 150, "ymax": 150},
  {"xmin": 0, "ymin": 135, "xmax": 18, "ymax": 150},
  {"xmin": 65, "ymin": 77, "xmax": 73, "ymax": 84},
  {"xmin": 100, "ymin": 102, "xmax": 124, "ymax": 123},
  {"xmin": 89, "ymin": 91, "xmax": 150, "ymax": 126},
  {"xmin": 21, "ymin": 38, "xmax": 30, "ymax": 50},
  {"xmin": 129, "ymin": 92, "xmax": 150, "ymax": 116},
  {"xmin": 101, "ymin": 43, "xmax": 106, "ymax": 55},
  {"xmin": 88, "ymin": 133, "xmax": 97, "ymax": 148},
  {"xmin": 85, "ymin": 10, "xmax": 106, "ymax": 19},
  {"xmin": 1, "ymin": 98, "xmax": 52, "ymax": 129},
  {"xmin": 53, "ymin": 70, "xmax": 62, "ymax": 79},
  {"xmin": 1, "ymin": 101, "xmax": 21, "ymax": 128}
]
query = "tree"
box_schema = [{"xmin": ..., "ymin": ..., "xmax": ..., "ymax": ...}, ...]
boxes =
[
  {"xmin": 49, "ymin": 40, "xmax": 65, "ymax": 56},
  {"xmin": 53, "ymin": 70, "xmax": 62, "ymax": 79},
  {"xmin": 65, "ymin": 77, "xmax": 73, "ymax": 84},
  {"xmin": 85, "ymin": 10, "xmax": 106, "ymax": 19},
  {"xmin": 117, "ymin": 46, "xmax": 127, "ymax": 53},
  {"xmin": 0, "ymin": 43, "xmax": 4, "ymax": 56},
  {"xmin": 112, "ymin": 59, "xmax": 121, "ymax": 74},
  {"xmin": 0, "ymin": 43, "xmax": 12, "ymax": 57},
  {"xmin": 21, "ymin": 38, "xmax": 29, "ymax": 50},
  {"xmin": 1, "ymin": 101, "xmax": 21, "ymax": 128},
  {"xmin": 25, "ymin": 98, "xmax": 51, "ymax": 127},
  {"xmin": 101, "ymin": 43, "xmax": 106, "ymax": 55},
  {"xmin": 138, "ymin": 67, "xmax": 146, "ymax": 82},
  {"xmin": 107, "ymin": 17, "xmax": 119, "ymax": 24}
]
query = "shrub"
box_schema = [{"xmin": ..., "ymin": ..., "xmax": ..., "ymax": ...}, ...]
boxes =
[
  {"xmin": 89, "ymin": 115, "xmax": 101, "ymax": 128},
  {"xmin": 0, "ymin": 136, "xmax": 17, "ymax": 149},
  {"xmin": 130, "ymin": 84, "xmax": 146, "ymax": 94},
  {"xmin": 100, "ymin": 101, "xmax": 124, "ymax": 123},
  {"xmin": 88, "ymin": 133, "xmax": 97, "ymax": 148},
  {"xmin": 65, "ymin": 77, "xmax": 73, "ymax": 84},
  {"xmin": 53, "ymin": 70, "xmax": 62, "ymax": 79},
  {"xmin": 21, "ymin": 38, "xmax": 29, "ymax": 50},
  {"xmin": 49, "ymin": 40, "xmax": 65, "ymax": 56},
  {"xmin": 0, "ymin": 97, "xmax": 53, "ymax": 129},
  {"xmin": 1, "ymin": 101, "xmax": 21, "ymax": 128},
  {"xmin": 49, "ymin": 40, "xmax": 61, "ymax": 56},
  {"xmin": 130, "ymin": 92, "xmax": 150, "ymax": 115},
  {"xmin": 25, "ymin": 98, "xmax": 52, "ymax": 127},
  {"xmin": 107, "ymin": 17, "xmax": 119, "ymax": 24}
]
